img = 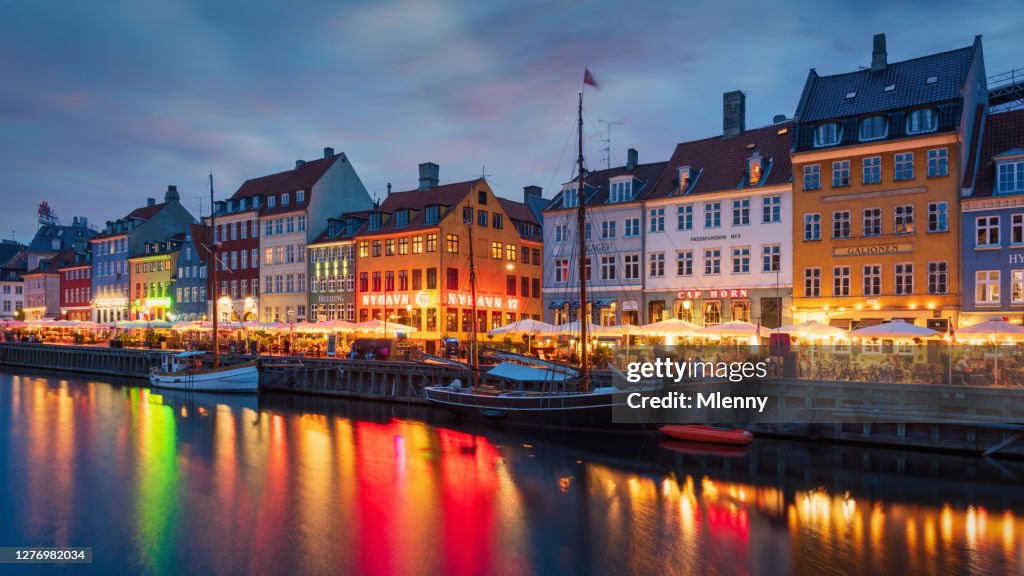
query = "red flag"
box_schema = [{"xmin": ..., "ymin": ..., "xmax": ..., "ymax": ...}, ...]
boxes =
[{"xmin": 583, "ymin": 68, "xmax": 599, "ymax": 88}]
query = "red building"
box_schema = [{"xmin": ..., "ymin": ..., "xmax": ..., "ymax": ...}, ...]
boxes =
[
  {"xmin": 211, "ymin": 197, "xmax": 261, "ymax": 321},
  {"xmin": 60, "ymin": 261, "xmax": 92, "ymax": 321}
]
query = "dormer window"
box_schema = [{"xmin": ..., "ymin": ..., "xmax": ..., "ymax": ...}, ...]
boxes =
[
  {"xmin": 395, "ymin": 209, "xmax": 410, "ymax": 228},
  {"xmin": 268, "ymin": 196, "xmax": 276, "ymax": 208},
  {"xmin": 328, "ymin": 220, "xmax": 339, "ymax": 236},
  {"xmin": 227, "ymin": 199, "xmax": 234, "ymax": 212},
  {"xmin": 424, "ymin": 205, "xmax": 440, "ymax": 225},
  {"xmin": 368, "ymin": 213, "xmax": 382, "ymax": 231},
  {"xmin": 562, "ymin": 185, "xmax": 579, "ymax": 208},
  {"xmin": 346, "ymin": 220, "xmax": 355, "ymax": 235},
  {"xmin": 282, "ymin": 193, "xmax": 290, "ymax": 206},
  {"xmin": 859, "ymin": 116, "xmax": 887, "ymax": 141},
  {"xmin": 997, "ymin": 158, "xmax": 1024, "ymax": 194},
  {"xmin": 748, "ymin": 153, "xmax": 764, "ymax": 186},
  {"xmin": 907, "ymin": 109, "xmax": 937, "ymax": 135},
  {"xmin": 296, "ymin": 190, "xmax": 305, "ymax": 203},
  {"xmin": 677, "ymin": 166, "xmax": 693, "ymax": 195},
  {"xmin": 814, "ymin": 123, "xmax": 841, "ymax": 147},
  {"xmin": 253, "ymin": 196, "xmax": 262, "ymax": 208},
  {"xmin": 609, "ymin": 179, "xmax": 633, "ymax": 203}
]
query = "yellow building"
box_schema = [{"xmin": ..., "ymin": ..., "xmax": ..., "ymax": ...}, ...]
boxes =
[
  {"xmin": 791, "ymin": 34, "xmax": 987, "ymax": 331},
  {"xmin": 128, "ymin": 240, "xmax": 180, "ymax": 321},
  {"xmin": 354, "ymin": 164, "xmax": 544, "ymax": 354}
]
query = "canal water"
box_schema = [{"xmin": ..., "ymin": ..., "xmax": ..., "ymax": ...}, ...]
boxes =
[{"xmin": 0, "ymin": 371, "xmax": 1021, "ymax": 576}]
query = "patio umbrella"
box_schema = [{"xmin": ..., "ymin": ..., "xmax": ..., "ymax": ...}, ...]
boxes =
[
  {"xmin": 772, "ymin": 320, "xmax": 849, "ymax": 340},
  {"xmin": 543, "ymin": 321, "xmax": 603, "ymax": 337},
  {"xmin": 850, "ymin": 319, "xmax": 937, "ymax": 340},
  {"xmin": 956, "ymin": 319, "xmax": 1024, "ymax": 342},
  {"xmin": 315, "ymin": 319, "xmax": 358, "ymax": 332},
  {"xmin": 696, "ymin": 321, "xmax": 761, "ymax": 338},
  {"xmin": 640, "ymin": 318, "xmax": 701, "ymax": 336},
  {"xmin": 354, "ymin": 319, "xmax": 418, "ymax": 334},
  {"xmin": 488, "ymin": 318, "xmax": 555, "ymax": 336}
]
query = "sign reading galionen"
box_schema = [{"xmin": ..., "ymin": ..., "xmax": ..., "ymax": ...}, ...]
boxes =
[{"xmin": 832, "ymin": 244, "xmax": 913, "ymax": 257}]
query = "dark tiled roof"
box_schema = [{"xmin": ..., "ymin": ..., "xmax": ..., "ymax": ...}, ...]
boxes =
[
  {"xmin": 356, "ymin": 179, "xmax": 480, "ymax": 235},
  {"xmin": 310, "ymin": 211, "xmax": 372, "ymax": 245},
  {"xmin": 971, "ymin": 109, "xmax": 1024, "ymax": 198},
  {"xmin": 497, "ymin": 198, "xmax": 539, "ymax": 226},
  {"xmin": 962, "ymin": 103, "xmax": 987, "ymax": 189},
  {"xmin": 796, "ymin": 41, "xmax": 976, "ymax": 123},
  {"xmin": 642, "ymin": 121, "xmax": 794, "ymax": 200},
  {"xmin": 0, "ymin": 242, "xmax": 23, "ymax": 266},
  {"xmin": 28, "ymin": 223, "xmax": 96, "ymax": 252},
  {"xmin": 127, "ymin": 202, "xmax": 168, "ymax": 220},
  {"xmin": 24, "ymin": 248, "xmax": 78, "ymax": 276},
  {"xmin": 230, "ymin": 154, "xmax": 342, "ymax": 215},
  {"xmin": 543, "ymin": 162, "xmax": 668, "ymax": 212}
]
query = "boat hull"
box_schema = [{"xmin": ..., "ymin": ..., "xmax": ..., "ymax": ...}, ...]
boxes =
[{"xmin": 149, "ymin": 362, "xmax": 259, "ymax": 393}]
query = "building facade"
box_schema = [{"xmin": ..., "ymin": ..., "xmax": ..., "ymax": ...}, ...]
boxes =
[
  {"xmin": 23, "ymin": 249, "xmax": 77, "ymax": 320},
  {"xmin": 308, "ymin": 213, "xmax": 366, "ymax": 322},
  {"xmin": 542, "ymin": 151, "xmax": 666, "ymax": 325},
  {"xmin": 0, "ymin": 243, "xmax": 27, "ymax": 320},
  {"xmin": 174, "ymin": 224, "xmax": 210, "ymax": 321},
  {"xmin": 211, "ymin": 197, "xmax": 260, "ymax": 321},
  {"xmin": 91, "ymin": 186, "xmax": 195, "ymax": 323},
  {"xmin": 228, "ymin": 147, "xmax": 372, "ymax": 323},
  {"xmin": 354, "ymin": 164, "xmax": 544, "ymax": 353},
  {"xmin": 791, "ymin": 34, "xmax": 988, "ymax": 332},
  {"xmin": 129, "ymin": 239, "xmax": 181, "ymax": 322},
  {"xmin": 59, "ymin": 260, "xmax": 92, "ymax": 321},
  {"xmin": 961, "ymin": 109, "xmax": 1024, "ymax": 324},
  {"xmin": 642, "ymin": 94, "xmax": 794, "ymax": 328}
]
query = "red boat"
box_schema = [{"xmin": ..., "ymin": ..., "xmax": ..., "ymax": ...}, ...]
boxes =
[{"xmin": 659, "ymin": 425, "xmax": 754, "ymax": 446}]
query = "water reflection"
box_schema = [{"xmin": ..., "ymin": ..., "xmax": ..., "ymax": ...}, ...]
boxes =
[{"xmin": 0, "ymin": 372, "xmax": 1021, "ymax": 575}]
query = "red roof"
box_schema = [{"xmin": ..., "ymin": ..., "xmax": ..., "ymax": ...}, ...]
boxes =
[
  {"xmin": 497, "ymin": 197, "xmax": 539, "ymax": 226},
  {"xmin": 127, "ymin": 202, "xmax": 168, "ymax": 220},
  {"xmin": 24, "ymin": 248, "xmax": 78, "ymax": 276},
  {"xmin": 642, "ymin": 121, "xmax": 794, "ymax": 200},
  {"xmin": 188, "ymin": 223, "xmax": 212, "ymax": 264},
  {"xmin": 230, "ymin": 154, "xmax": 342, "ymax": 214},
  {"xmin": 972, "ymin": 109, "xmax": 1024, "ymax": 198},
  {"xmin": 356, "ymin": 179, "xmax": 480, "ymax": 235}
]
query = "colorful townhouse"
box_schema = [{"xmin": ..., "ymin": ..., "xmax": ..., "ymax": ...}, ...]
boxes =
[
  {"xmin": 0, "ymin": 241, "xmax": 26, "ymax": 320},
  {"xmin": 90, "ymin": 186, "xmax": 195, "ymax": 324},
  {"xmin": 791, "ymin": 34, "xmax": 988, "ymax": 332},
  {"xmin": 542, "ymin": 151, "xmax": 666, "ymax": 326},
  {"xmin": 228, "ymin": 147, "xmax": 373, "ymax": 323},
  {"xmin": 353, "ymin": 163, "xmax": 544, "ymax": 353},
  {"xmin": 641, "ymin": 92, "xmax": 794, "ymax": 328},
  {"xmin": 212, "ymin": 192, "xmax": 260, "ymax": 321},
  {"xmin": 59, "ymin": 258, "xmax": 92, "ymax": 321},
  {"xmin": 173, "ymin": 224, "xmax": 210, "ymax": 321},
  {"xmin": 128, "ymin": 238, "xmax": 181, "ymax": 321},
  {"xmin": 23, "ymin": 249, "xmax": 79, "ymax": 320},
  {"xmin": 961, "ymin": 109, "xmax": 1024, "ymax": 324},
  {"xmin": 308, "ymin": 212, "xmax": 368, "ymax": 322}
]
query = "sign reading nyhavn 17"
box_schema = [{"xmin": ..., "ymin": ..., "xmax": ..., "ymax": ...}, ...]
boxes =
[{"xmin": 833, "ymin": 244, "xmax": 913, "ymax": 257}]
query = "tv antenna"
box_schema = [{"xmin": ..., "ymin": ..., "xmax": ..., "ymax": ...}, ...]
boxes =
[{"xmin": 598, "ymin": 119, "xmax": 623, "ymax": 169}]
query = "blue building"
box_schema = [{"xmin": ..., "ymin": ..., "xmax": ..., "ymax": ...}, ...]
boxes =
[
  {"xmin": 91, "ymin": 186, "xmax": 195, "ymax": 323},
  {"xmin": 172, "ymin": 223, "xmax": 211, "ymax": 321},
  {"xmin": 961, "ymin": 109, "xmax": 1024, "ymax": 324}
]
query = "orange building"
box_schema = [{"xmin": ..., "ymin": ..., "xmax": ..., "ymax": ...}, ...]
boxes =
[{"xmin": 353, "ymin": 163, "xmax": 543, "ymax": 353}]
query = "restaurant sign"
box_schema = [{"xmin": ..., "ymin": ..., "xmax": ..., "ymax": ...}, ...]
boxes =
[
  {"xmin": 361, "ymin": 291, "xmax": 520, "ymax": 311},
  {"xmin": 833, "ymin": 244, "xmax": 913, "ymax": 257},
  {"xmin": 676, "ymin": 289, "xmax": 749, "ymax": 300}
]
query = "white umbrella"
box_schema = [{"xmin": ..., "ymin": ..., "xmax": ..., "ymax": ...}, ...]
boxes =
[
  {"xmin": 354, "ymin": 319, "xmax": 418, "ymax": 334},
  {"xmin": 696, "ymin": 321, "xmax": 761, "ymax": 338},
  {"xmin": 957, "ymin": 319, "xmax": 1024, "ymax": 342},
  {"xmin": 488, "ymin": 318, "xmax": 555, "ymax": 336},
  {"xmin": 543, "ymin": 321, "xmax": 603, "ymax": 337},
  {"xmin": 640, "ymin": 318, "xmax": 701, "ymax": 336},
  {"xmin": 772, "ymin": 320, "xmax": 849, "ymax": 340},
  {"xmin": 850, "ymin": 319, "xmax": 937, "ymax": 339},
  {"xmin": 314, "ymin": 319, "xmax": 358, "ymax": 332}
]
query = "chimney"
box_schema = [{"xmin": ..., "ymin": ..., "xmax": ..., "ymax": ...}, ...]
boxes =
[
  {"xmin": 626, "ymin": 148, "xmax": 638, "ymax": 171},
  {"xmin": 723, "ymin": 90, "xmax": 746, "ymax": 138},
  {"xmin": 871, "ymin": 33, "xmax": 887, "ymax": 72},
  {"xmin": 295, "ymin": 159, "xmax": 306, "ymax": 168},
  {"xmin": 387, "ymin": 183, "xmax": 392, "ymax": 195},
  {"xmin": 523, "ymin": 185, "xmax": 542, "ymax": 203},
  {"xmin": 323, "ymin": 147, "xmax": 334, "ymax": 159},
  {"xmin": 146, "ymin": 197, "xmax": 156, "ymax": 207},
  {"xmin": 164, "ymin": 185, "xmax": 180, "ymax": 203},
  {"xmin": 773, "ymin": 114, "xmax": 788, "ymax": 123},
  {"xmin": 418, "ymin": 162, "xmax": 439, "ymax": 190}
]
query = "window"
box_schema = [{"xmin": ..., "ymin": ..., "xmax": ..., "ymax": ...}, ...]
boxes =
[
  {"xmin": 732, "ymin": 199, "xmax": 750, "ymax": 226},
  {"xmin": 268, "ymin": 196, "xmax": 276, "ymax": 208},
  {"xmin": 584, "ymin": 223, "xmax": 593, "ymax": 240},
  {"xmin": 281, "ymin": 192, "xmax": 290, "ymax": 206},
  {"xmin": 704, "ymin": 248, "xmax": 721, "ymax": 275},
  {"xmin": 976, "ymin": 216, "xmax": 999, "ymax": 247},
  {"xmin": 833, "ymin": 266, "xmax": 850, "ymax": 296},
  {"xmin": 600, "ymin": 256, "xmax": 616, "ymax": 280},
  {"xmin": 395, "ymin": 210, "xmax": 409, "ymax": 228},
  {"xmin": 506, "ymin": 244, "xmax": 516, "ymax": 261},
  {"xmin": 521, "ymin": 246, "xmax": 530, "ymax": 264},
  {"xmin": 1013, "ymin": 270, "xmax": 1024, "ymax": 304},
  {"xmin": 624, "ymin": 218, "xmax": 640, "ymax": 237},
  {"xmin": 554, "ymin": 224, "xmax": 568, "ymax": 242},
  {"xmin": 863, "ymin": 156, "xmax": 882, "ymax": 185},
  {"xmin": 762, "ymin": 245, "xmax": 780, "ymax": 272},
  {"xmin": 859, "ymin": 116, "xmax": 887, "ymax": 141},
  {"xmin": 398, "ymin": 237, "xmax": 409, "ymax": 255},
  {"xmin": 832, "ymin": 160, "xmax": 850, "ymax": 187},
  {"xmin": 412, "ymin": 236, "xmax": 423, "ymax": 253},
  {"xmin": 814, "ymin": 123, "xmax": 841, "ymax": 147},
  {"xmin": 674, "ymin": 250, "xmax": 693, "ymax": 276},
  {"xmin": 555, "ymin": 259, "xmax": 569, "ymax": 283},
  {"xmin": 803, "ymin": 213, "xmax": 821, "ymax": 241},
  {"xmin": 477, "ymin": 210, "xmax": 488, "ymax": 227},
  {"xmin": 927, "ymin": 202, "xmax": 948, "ymax": 233},
  {"xmin": 562, "ymin": 186, "xmax": 578, "ymax": 208},
  {"xmin": 832, "ymin": 211, "xmax": 851, "ymax": 238},
  {"xmin": 803, "ymin": 165, "xmax": 821, "ymax": 191},
  {"xmin": 998, "ymin": 161, "xmax": 1024, "ymax": 193},
  {"xmin": 372, "ymin": 241, "xmax": 381, "ymax": 257},
  {"xmin": 894, "ymin": 205, "xmax": 914, "ymax": 234},
  {"xmin": 492, "ymin": 213, "xmax": 503, "ymax": 229},
  {"xmin": 863, "ymin": 265, "xmax": 881, "ymax": 296},
  {"xmin": 264, "ymin": 248, "xmax": 273, "ymax": 266},
  {"xmin": 425, "ymin": 206, "xmax": 440, "ymax": 224},
  {"xmin": 359, "ymin": 241, "xmax": 369, "ymax": 258},
  {"xmin": 426, "ymin": 234, "xmax": 437, "ymax": 252},
  {"xmin": 976, "ymin": 270, "xmax": 1000, "ymax": 304},
  {"xmin": 649, "ymin": 208, "xmax": 665, "ymax": 232},
  {"xmin": 648, "ymin": 253, "xmax": 665, "ymax": 277},
  {"xmin": 762, "ymin": 196, "xmax": 781, "ymax": 223},
  {"xmin": 412, "ymin": 269, "xmax": 422, "ymax": 290},
  {"xmin": 462, "ymin": 206, "xmax": 472, "ymax": 223},
  {"xmin": 446, "ymin": 268, "xmax": 459, "ymax": 290},
  {"xmin": 704, "ymin": 202, "xmax": 721, "ymax": 228},
  {"xmin": 491, "ymin": 242, "xmax": 502, "ymax": 259},
  {"xmin": 895, "ymin": 263, "xmax": 913, "ymax": 295},
  {"xmin": 426, "ymin": 268, "xmax": 437, "ymax": 289},
  {"xmin": 927, "ymin": 148, "xmax": 948, "ymax": 177},
  {"xmin": 860, "ymin": 208, "xmax": 882, "ymax": 237},
  {"xmin": 732, "ymin": 246, "xmax": 750, "ymax": 273},
  {"xmin": 678, "ymin": 205, "xmax": 693, "ymax": 230},
  {"xmin": 610, "ymin": 180, "xmax": 632, "ymax": 203},
  {"xmin": 297, "ymin": 190, "xmax": 305, "ymax": 203},
  {"xmin": 600, "ymin": 221, "xmax": 616, "ymax": 239},
  {"xmin": 895, "ymin": 152, "xmax": 914, "ymax": 181},
  {"xmin": 446, "ymin": 234, "xmax": 459, "ymax": 253},
  {"xmin": 928, "ymin": 262, "xmax": 947, "ymax": 295},
  {"xmin": 1014, "ymin": 214, "xmax": 1024, "ymax": 245},
  {"xmin": 624, "ymin": 254, "xmax": 640, "ymax": 280},
  {"xmin": 265, "ymin": 220, "xmax": 273, "ymax": 236},
  {"xmin": 384, "ymin": 239, "xmax": 395, "ymax": 256},
  {"xmin": 804, "ymin": 268, "xmax": 821, "ymax": 297},
  {"xmin": 907, "ymin": 109, "xmax": 937, "ymax": 134}
]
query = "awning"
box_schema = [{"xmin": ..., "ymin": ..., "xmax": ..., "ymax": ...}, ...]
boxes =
[
  {"xmin": 594, "ymin": 299, "xmax": 614, "ymax": 309},
  {"xmin": 829, "ymin": 319, "xmax": 853, "ymax": 329},
  {"xmin": 486, "ymin": 362, "xmax": 573, "ymax": 382},
  {"xmin": 548, "ymin": 300, "xmax": 566, "ymax": 310}
]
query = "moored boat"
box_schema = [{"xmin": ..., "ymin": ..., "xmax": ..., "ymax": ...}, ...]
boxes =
[
  {"xmin": 659, "ymin": 425, "xmax": 754, "ymax": 446},
  {"xmin": 149, "ymin": 351, "xmax": 259, "ymax": 392}
]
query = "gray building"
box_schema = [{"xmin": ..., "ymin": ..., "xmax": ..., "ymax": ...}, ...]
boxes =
[{"xmin": 172, "ymin": 223, "xmax": 211, "ymax": 321}]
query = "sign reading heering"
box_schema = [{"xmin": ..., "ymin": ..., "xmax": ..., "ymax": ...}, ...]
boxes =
[{"xmin": 833, "ymin": 244, "xmax": 913, "ymax": 257}]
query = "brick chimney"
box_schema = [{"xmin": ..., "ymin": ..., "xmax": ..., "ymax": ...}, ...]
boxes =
[
  {"xmin": 146, "ymin": 197, "xmax": 156, "ymax": 207},
  {"xmin": 323, "ymin": 147, "xmax": 335, "ymax": 159},
  {"xmin": 626, "ymin": 148, "xmax": 638, "ymax": 171},
  {"xmin": 295, "ymin": 159, "xmax": 306, "ymax": 168},
  {"xmin": 164, "ymin": 185, "xmax": 179, "ymax": 203},
  {"xmin": 871, "ymin": 33, "xmax": 887, "ymax": 72},
  {"xmin": 523, "ymin": 185, "xmax": 542, "ymax": 203},
  {"xmin": 723, "ymin": 91, "xmax": 745, "ymax": 138},
  {"xmin": 419, "ymin": 162, "xmax": 439, "ymax": 190}
]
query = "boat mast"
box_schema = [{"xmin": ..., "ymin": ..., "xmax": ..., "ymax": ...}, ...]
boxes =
[
  {"xmin": 576, "ymin": 92, "xmax": 590, "ymax": 391},
  {"xmin": 209, "ymin": 173, "xmax": 219, "ymax": 368},
  {"xmin": 468, "ymin": 214, "xmax": 479, "ymax": 386}
]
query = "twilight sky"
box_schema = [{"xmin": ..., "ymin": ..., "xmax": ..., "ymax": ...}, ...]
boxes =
[{"xmin": 1, "ymin": 0, "xmax": 1021, "ymax": 241}]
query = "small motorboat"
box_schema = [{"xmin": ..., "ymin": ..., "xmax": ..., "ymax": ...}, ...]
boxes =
[{"xmin": 659, "ymin": 425, "xmax": 754, "ymax": 446}]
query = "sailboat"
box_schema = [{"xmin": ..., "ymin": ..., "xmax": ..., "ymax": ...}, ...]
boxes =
[
  {"xmin": 424, "ymin": 84, "xmax": 659, "ymax": 427},
  {"xmin": 149, "ymin": 174, "xmax": 260, "ymax": 393}
]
